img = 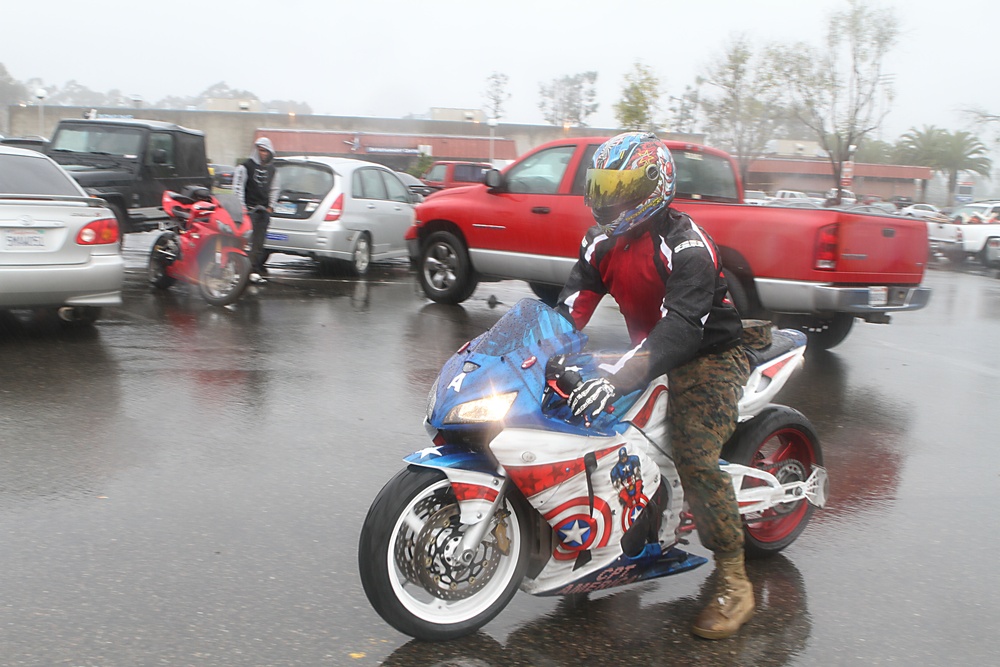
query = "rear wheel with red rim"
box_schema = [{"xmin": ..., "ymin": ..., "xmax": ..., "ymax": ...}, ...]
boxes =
[{"xmin": 721, "ymin": 406, "xmax": 823, "ymax": 558}]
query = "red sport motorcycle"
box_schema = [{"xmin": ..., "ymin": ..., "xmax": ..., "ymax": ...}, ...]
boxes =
[{"xmin": 148, "ymin": 186, "xmax": 255, "ymax": 306}]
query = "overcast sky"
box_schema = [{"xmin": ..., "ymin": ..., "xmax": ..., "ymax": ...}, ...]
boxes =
[{"xmin": 4, "ymin": 0, "xmax": 996, "ymax": 142}]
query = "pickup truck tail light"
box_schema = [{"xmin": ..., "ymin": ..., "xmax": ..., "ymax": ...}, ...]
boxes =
[
  {"xmin": 76, "ymin": 217, "xmax": 120, "ymax": 245},
  {"xmin": 324, "ymin": 193, "xmax": 344, "ymax": 221},
  {"xmin": 814, "ymin": 223, "xmax": 839, "ymax": 270}
]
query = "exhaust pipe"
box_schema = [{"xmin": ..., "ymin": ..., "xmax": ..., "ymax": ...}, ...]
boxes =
[{"xmin": 58, "ymin": 307, "xmax": 79, "ymax": 322}]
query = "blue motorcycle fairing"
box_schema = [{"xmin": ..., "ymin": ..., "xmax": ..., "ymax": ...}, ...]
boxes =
[
  {"xmin": 539, "ymin": 544, "xmax": 708, "ymax": 597},
  {"xmin": 403, "ymin": 444, "xmax": 498, "ymax": 475},
  {"xmin": 427, "ymin": 299, "xmax": 645, "ymax": 438}
]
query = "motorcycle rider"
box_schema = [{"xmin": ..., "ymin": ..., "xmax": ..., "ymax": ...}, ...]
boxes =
[
  {"xmin": 233, "ymin": 137, "xmax": 279, "ymax": 284},
  {"xmin": 555, "ymin": 132, "xmax": 753, "ymax": 640}
]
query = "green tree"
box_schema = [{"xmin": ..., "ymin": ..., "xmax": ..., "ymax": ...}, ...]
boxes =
[
  {"xmin": 538, "ymin": 72, "xmax": 598, "ymax": 127},
  {"xmin": 613, "ymin": 62, "xmax": 661, "ymax": 132},
  {"xmin": 483, "ymin": 72, "xmax": 511, "ymax": 121},
  {"xmin": 936, "ymin": 130, "xmax": 991, "ymax": 207},
  {"xmin": 772, "ymin": 0, "xmax": 899, "ymax": 201},
  {"xmin": 699, "ymin": 36, "xmax": 784, "ymax": 187},
  {"xmin": 853, "ymin": 137, "xmax": 897, "ymax": 165},
  {"xmin": 897, "ymin": 125, "xmax": 947, "ymax": 202}
]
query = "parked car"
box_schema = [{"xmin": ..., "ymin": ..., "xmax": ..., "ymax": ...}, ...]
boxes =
[
  {"xmin": 45, "ymin": 118, "xmax": 212, "ymax": 233},
  {"xmin": 899, "ymin": 203, "xmax": 946, "ymax": 220},
  {"xmin": 744, "ymin": 190, "xmax": 769, "ymax": 205},
  {"xmin": 0, "ymin": 135, "xmax": 49, "ymax": 152},
  {"xmin": 395, "ymin": 171, "xmax": 434, "ymax": 198},
  {"xmin": 421, "ymin": 161, "xmax": 492, "ymax": 191},
  {"xmin": 0, "ymin": 145, "xmax": 123, "ymax": 325},
  {"xmin": 825, "ymin": 188, "xmax": 857, "ymax": 205},
  {"xmin": 265, "ymin": 156, "xmax": 418, "ymax": 275},
  {"xmin": 949, "ymin": 202, "xmax": 1000, "ymax": 225},
  {"xmin": 930, "ymin": 201, "xmax": 1000, "ymax": 266},
  {"xmin": 843, "ymin": 203, "xmax": 898, "ymax": 215},
  {"xmin": 772, "ymin": 189, "xmax": 811, "ymax": 202},
  {"xmin": 769, "ymin": 199, "xmax": 825, "ymax": 209},
  {"xmin": 209, "ymin": 163, "xmax": 235, "ymax": 189}
]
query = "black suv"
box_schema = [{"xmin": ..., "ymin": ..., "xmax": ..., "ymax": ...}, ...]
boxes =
[{"xmin": 46, "ymin": 118, "xmax": 212, "ymax": 233}]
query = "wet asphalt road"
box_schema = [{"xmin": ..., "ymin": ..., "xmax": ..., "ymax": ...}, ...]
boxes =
[{"xmin": 1, "ymin": 234, "xmax": 998, "ymax": 666}]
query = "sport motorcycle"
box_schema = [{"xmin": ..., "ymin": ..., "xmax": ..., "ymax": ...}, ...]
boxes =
[
  {"xmin": 359, "ymin": 298, "xmax": 828, "ymax": 641},
  {"xmin": 147, "ymin": 186, "xmax": 254, "ymax": 306}
]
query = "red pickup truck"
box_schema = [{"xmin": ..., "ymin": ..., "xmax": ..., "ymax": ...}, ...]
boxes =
[{"xmin": 405, "ymin": 137, "xmax": 931, "ymax": 349}]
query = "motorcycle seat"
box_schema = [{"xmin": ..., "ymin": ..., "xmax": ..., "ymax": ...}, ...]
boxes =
[
  {"xmin": 180, "ymin": 185, "xmax": 213, "ymax": 202},
  {"xmin": 744, "ymin": 329, "xmax": 806, "ymax": 368}
]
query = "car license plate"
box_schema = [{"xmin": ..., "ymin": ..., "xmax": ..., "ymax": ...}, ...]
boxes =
[
  {"xmin": 4, "ymin": 229, "xmax": 46, "ymax": 249},
  {"xmin": 868, "ymin": 286, "xmax": 888, "ymax": 307},
  {"xmin": 266, "ymin": 232, "xmax": 288, "ymax": 241},
  {"xmin": 274, "ymin": 202, "xmax": 297, "ymax": 215}
]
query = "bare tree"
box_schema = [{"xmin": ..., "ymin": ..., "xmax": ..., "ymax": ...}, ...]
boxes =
[
  {"xmin": 699, "ymin": 35, "xmax": 784, "ymax": 187},
  {"xmin": 771, "ymin": 0, "xmax": 899, "ymax": 201},
  {"xmin": 483, "ymin": 72, "xmax": 511, "ymax": 121},
  {"xmin": 669, "ymin": 83, "xmax": 702, "ymax": 135},
  {"xmin": 538, "ymin": 72, "xmax": 599, "ymax": 127}
]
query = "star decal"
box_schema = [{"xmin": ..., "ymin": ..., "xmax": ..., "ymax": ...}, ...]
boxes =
[
  {"xmin": 559, "ymin": 519, "xmax": 591, "ymax": 546},
  {"xmin": 414, "ymin": 446, "xmax": 443, "ymax": 459}
]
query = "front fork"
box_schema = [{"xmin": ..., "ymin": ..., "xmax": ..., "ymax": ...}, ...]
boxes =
[{"xmin": 404, "ymin": 450, "xmax": 512, "ymax": 565}]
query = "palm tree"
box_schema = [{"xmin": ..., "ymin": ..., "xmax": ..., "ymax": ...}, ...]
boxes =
[
  {"xmin": 937, "ymin": 131, "xmax": 991, "ymax": 207},
  {"xmin": 897, "ymin": 127, "xmax": 991, "ymax": 206},
  {"xmin": 897, "ymin": 126, "xmax": 946, "ymax": 202}
]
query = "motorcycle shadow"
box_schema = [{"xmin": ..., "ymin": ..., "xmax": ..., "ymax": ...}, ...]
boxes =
[{"xmin": 381, "ymin": 554, "xmax": 811, "ymax": 667}]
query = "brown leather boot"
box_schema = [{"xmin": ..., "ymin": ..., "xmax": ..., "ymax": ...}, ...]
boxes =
[{"xmin": 691, "ymin": 552, "xmax": 755, "ymax": 639}]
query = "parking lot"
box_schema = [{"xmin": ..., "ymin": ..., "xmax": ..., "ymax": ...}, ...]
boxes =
[{"xmin": 0, "ymin": 240, "xmax": 998, "ymax": 666}]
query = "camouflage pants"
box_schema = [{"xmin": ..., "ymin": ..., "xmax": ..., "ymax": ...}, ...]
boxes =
[{"xmin": 668, "ymin": 345, "xmax": 750, "ymax": 556}]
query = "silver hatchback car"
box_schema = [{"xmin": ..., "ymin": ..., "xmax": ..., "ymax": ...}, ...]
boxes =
[
  {"xmin": 265, "ymin": 156, "xmax": 418, "ymax": 275},
  {"xmin": 0, "ymin": 146, "xmax": 124, "ymax": 325}
]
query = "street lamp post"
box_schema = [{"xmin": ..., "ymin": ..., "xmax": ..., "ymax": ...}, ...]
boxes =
[
  {"xmin": 487, "ymin": 117, "xmax": 498, "ymax": 165},
  {"xmin": 35, "ymin": 88, "xmax": 47, "ymax": 136}
]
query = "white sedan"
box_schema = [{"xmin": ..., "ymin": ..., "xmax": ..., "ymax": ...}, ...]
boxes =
[{"xmin": 900, "ymin": 203, "xmax": 946, "ymax": 220}]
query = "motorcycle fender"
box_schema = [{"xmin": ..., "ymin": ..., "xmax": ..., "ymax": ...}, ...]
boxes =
[
  {"xmin": 404, "ymin": 446, "xmax": 504, "ymax": 524},
  {"xmin": 214, "ymin": 242, "xmax": 247, "ymax": 266}
]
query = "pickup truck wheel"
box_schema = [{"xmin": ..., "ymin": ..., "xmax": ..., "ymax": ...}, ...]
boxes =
[
  {"xmin": 529, "ymin": 283, "xmax": 562, "ymax": 307},
  {"xmin": 723, "ymin": 269, "xmax": 751, "ymax": 317},
  {"xmin": 418, "ymin": 231, "xmax": 477, "ymax": 304},
  {"xmin": 779, "ymin": 314, "xmax": 854, "ymax": 351}
]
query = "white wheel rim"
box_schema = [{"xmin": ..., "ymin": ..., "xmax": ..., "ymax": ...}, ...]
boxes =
[
  {"xmin": 387, "ymin": 479, "xmax": 521, "ymax": 625},
  {"xmin": 355, "ymin": 237, "xmax": 370, "ymax": 273}
]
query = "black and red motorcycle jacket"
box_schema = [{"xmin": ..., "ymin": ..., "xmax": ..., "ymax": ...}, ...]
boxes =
[{"xmin": 556, "ymin": 207, "xmax": 743, "ymax": 394}]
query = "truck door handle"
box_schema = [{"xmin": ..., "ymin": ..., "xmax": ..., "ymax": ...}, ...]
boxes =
[
  {"xmin": 532, "ymin": 207, "xmax": 551, "ymax": 214},
  {"xmin": 367, "ymin": 204, "xmax": 376, "ymax": 210}
]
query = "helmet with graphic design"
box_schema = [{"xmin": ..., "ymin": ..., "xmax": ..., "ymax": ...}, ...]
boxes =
[{"xmin": 584, "ymin": 132, "xmax": 676, "ymax": 236}]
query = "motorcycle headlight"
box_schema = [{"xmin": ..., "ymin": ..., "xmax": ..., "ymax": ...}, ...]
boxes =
[{"xmin": 444, "ymin": 392, "xmax": 517, "ymax": 424}]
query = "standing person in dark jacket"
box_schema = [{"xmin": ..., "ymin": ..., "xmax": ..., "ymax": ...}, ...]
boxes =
[
  {"xmin": 555, "ymin": 132, "xmax": 753, "ymax": 640},
  {"xmin": 232, "ymin": 137, "xmax": 278, "ymax": 284}
]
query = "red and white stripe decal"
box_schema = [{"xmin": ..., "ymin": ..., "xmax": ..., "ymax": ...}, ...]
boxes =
[{"xmin": 451, "ymin": 482, "xmax": 499, "ymax": 503}]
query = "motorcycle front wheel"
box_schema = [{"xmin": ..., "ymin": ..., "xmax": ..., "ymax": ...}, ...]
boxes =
[
  {"xmin": 358, "ymin": 466, "xmax": 530, "ymax": 641},
  {"xmin": 198, "ymin": 252, "xmax": 250, "ymax": 306},
  {"xmin": 722, "ymin": 406, "xmax": 824, "ymax": 558}
]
